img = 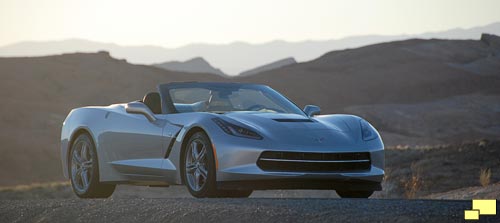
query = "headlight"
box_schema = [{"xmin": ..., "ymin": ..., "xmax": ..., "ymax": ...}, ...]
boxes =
[
  {"xmin": 360, "ymin": 119, "xmax": 378, "ymax": 141},
  {"xmin": 212, "ymin": 118, "xmax": 263, "ymax": 140}
]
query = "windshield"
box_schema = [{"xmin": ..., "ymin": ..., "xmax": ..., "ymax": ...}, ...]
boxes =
[{"xmin": 162, "ymin": 83, "xmax": 305, "ymax": 115}]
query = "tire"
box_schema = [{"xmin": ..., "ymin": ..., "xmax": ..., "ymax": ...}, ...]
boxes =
[
  {"xmin": 69, "ymin": 133, "xmax": 115, "ymax": 198},
  {"xmin": 336, "ymin": 190, "xmax": 373, "ymax": 198},
  {"xmin": 181, "ymin": 132, "xmax": 218, "ymax": 198},
  {"xmin": 216, "ymin": 189, "xmax": 253, "ymax": 198}
]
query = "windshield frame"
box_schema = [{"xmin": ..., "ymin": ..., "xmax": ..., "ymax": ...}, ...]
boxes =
[{"xmin": 158, "ymin": 82, "xmax": 306, "ymax": 116}]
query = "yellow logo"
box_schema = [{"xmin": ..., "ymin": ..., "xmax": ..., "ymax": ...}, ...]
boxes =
[{"xmin": 464, "ymin": 200, "xmax": 496, "ymax": 220}]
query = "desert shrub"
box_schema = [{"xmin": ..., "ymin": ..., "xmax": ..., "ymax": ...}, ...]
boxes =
[
  {"xmin": 479, "ymin": 168, "xmax": 491, "ymax": 187},
  {"xmin": 404, "ymin": 162, "xmax": 423, "ymax": 199}
]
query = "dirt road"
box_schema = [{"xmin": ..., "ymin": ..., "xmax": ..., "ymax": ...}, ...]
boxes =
[{"xmin": 1, "ymin": 198, "xmax": 497, "ymax": 223}]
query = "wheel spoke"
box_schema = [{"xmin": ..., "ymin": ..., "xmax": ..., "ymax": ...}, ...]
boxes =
[
  {"xmin": 187, "ymin": 174, "xmax": 195, "ymax": 189},
  {"xmin": 198, "ymin": 166, "xmax": 207, "ymax": 179},
  {"xmin": 194, "ymin": 170, "xmax": 201, "ymax": 190},
  {"xmin": 197, "ymin": 146, "xmax": 206, "ymax": 162},
  {"xmin": 72, "ymin": 151, "xmax": 84, "ymax": 165},
  {"xmin": 81, "ymin": 169, "xmax": 89, "ymax": 187},
  {"xmin": 81, "ymin": 143, "xmax": 88, "ymax": 161},
  {"xmin": 191, "ymin": 142, "xmax": 199, "ymax": 160},
  {"xmin": 72, "ymin": 167, "xmax": 82, "ymax": 181},
  {"xmin": 81, "ymin": 160, "xmax": 93, "ymax": 169},
  {"xmin": 186, "ymin": 163, "xmax": 197, "ymax": 173}
]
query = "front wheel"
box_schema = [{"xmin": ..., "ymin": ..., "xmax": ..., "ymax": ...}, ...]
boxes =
[
  {"xmin": 336, "ymin": 190, "xmax": 373, "ymax": 198},
  {"xmin": 69, "ymin": 133, "xmax": 115, "ymax": 198},
  {"xmin": 182, "ymin": 132, "xmax": 218, "ymax": 198},
  {"xmin": 216, "ymin": 189, "xmax": 253, "ymax": 198},
  {"xmin": 182, "ymin": 132, "xmax": 252, "ymax": 198}
]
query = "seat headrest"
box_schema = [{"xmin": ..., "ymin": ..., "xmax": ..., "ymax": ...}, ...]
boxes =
[{"xmin": 142, "ymin": 92, "xmax": 162, "ymax": 114}]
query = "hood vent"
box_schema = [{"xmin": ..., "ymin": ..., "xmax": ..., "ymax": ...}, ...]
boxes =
[{"xmin": 273, "ymin": 118, "xmax": 313, "ymax": 123}]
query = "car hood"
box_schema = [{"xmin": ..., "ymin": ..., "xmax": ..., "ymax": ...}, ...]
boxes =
[{"xmin": 222, "ymin": 112, "xmax": 358, "ymax": 147}]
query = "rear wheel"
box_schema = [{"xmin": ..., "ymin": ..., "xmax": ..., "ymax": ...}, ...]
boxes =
[
  {"xmin": 336, "ymin": 190, "xmax": 373, "ymax": 198},
  {"xmin": 69, "ymin": 133, "xmax": 115, "ymax": 198},
  {"xmin": 182, "ymin": 132, "xmax": 252, "ymax": 198}
]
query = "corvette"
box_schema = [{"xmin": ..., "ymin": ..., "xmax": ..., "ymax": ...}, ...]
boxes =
[{"xmin": 60, "ymin": 82, "xmax": 384, "ymax": 198}]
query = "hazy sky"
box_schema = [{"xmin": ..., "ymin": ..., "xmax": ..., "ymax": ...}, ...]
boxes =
[{"xmin": 1, "ymin": 0, "xmax": 500, "ymax": 48}]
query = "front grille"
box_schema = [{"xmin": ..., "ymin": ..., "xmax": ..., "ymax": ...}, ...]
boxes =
[{"xmin": 257, "ymin": 151, "xmax": 371, "ymax": 172}]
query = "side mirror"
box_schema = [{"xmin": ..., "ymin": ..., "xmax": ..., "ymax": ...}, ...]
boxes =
[
  {"xmin": 125, "ymin": 102, "xmax": 157, "ymax": 122},
  {"xmin": 304, "ymin": 105, "xmax": 321, "ymax": 117}
]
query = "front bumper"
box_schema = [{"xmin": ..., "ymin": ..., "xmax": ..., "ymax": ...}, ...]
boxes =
[
  {"xmin": 210, "ymin": 127, "xmax": 385, "ymax": 190},
  {"xmin": 214, "ymin": 147, "xmax": 384, "ymax": 190},
  {"xmin": 217, "ymin": 163, "xmax": 384, "ymax": 190},
  {"xmin": 217, "ymin": 178, "xmax": 382, "ymax": 191}
]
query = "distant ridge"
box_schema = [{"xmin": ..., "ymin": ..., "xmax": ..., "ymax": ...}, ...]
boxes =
[
  {"xmin": 481, "ymin": 33, "xmax": 500, "ymax": 48},
  {"xmin": 153, "ymin": 57, "xmax": 226, "ymax": 76},
  {"xmin": 239, "ymin": 57, "xmax": 297, "ymax": 76},
  {"xmin": 0, "ymin": 22, "xmax": 499, "ymax": 75}
]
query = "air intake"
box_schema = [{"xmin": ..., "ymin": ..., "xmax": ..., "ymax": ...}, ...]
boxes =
[
  {"xmin": 257, "ymin": 151, "xmax": 371, "ymax": 172},
  {"xmin": 272, "ymin": 119, "xmax": 313, "ymax": 122}
]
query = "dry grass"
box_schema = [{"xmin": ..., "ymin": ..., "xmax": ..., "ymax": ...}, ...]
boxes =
[
  {"xmin": 373, "ymin": 168, "xmax": 393, "ymax": 198},
  {"xmin": 404, "ymin": 162, "xmax": 423, "ymax": 199},
  {"xmin": 478, "ymin": 139, "xmax": 488, "ymax": 148},
  {"xmin": 0, "ymin": 181, "xmax": 69, "ymax": 192},
  {"xmin": 479, "ymin": 168, "xmax": 491, "ymax": 187}
]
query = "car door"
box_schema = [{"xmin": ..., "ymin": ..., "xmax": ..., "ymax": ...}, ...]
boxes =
[{"xmin": 101, "ymin": 107, "xmax": 165, "ymax": 177}]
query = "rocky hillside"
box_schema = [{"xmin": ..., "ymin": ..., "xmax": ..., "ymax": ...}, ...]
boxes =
[{"xmin": 239, "ymin": 57, "xmax": 296, "ymax": 76}]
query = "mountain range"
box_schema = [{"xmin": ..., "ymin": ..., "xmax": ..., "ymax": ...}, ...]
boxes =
[{"xmin": 0, "ymin": 22, "xmax": 499, "ymax": 75}]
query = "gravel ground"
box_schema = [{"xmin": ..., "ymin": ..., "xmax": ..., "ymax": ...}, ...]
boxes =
[{"xmin": 1, "ymin": 199, "xmax": 498, "ymax": 223}]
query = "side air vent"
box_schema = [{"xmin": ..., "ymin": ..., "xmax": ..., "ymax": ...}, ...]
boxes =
[{"xmin": 273, "ymin": 119, "xmax": 313, "ymax": 122}]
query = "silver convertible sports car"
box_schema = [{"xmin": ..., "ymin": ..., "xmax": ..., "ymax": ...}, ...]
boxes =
[{"xmin": 61, "ymin": 82, "xmax": 384, "ymax": 198}]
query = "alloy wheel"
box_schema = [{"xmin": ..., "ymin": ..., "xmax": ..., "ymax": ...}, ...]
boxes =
[
  {"xmin": 185, "ymin": 139, "xmax": 209, "ymax": 191},
  {"xmin": 71, "ymin": 140, "xmax": 94, "ymax": 193}
]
